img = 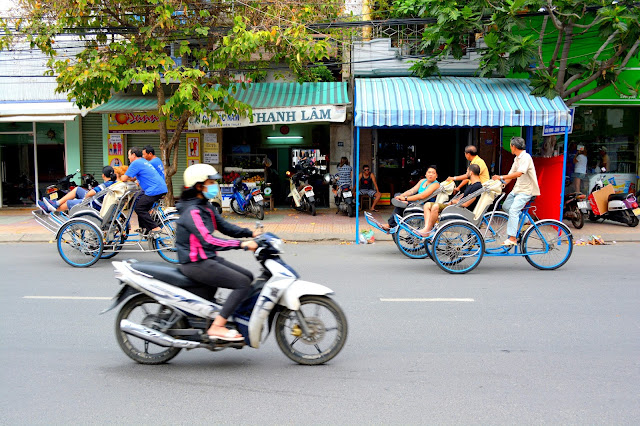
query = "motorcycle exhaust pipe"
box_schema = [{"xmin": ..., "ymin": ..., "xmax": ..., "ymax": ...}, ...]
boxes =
[{"xmin": 120, "ymin": 320, "xmax": 201, "ymax": 349}]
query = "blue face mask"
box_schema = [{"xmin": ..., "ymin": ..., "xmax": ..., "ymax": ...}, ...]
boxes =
[{"xmin": 203, "ymin": 183, "xmax": 220, "ymax": 199}]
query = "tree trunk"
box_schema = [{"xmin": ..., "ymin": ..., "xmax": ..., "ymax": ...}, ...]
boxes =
[{"xmin": 541, "ymin": 135, "xmax": 558, "ymax": 158}]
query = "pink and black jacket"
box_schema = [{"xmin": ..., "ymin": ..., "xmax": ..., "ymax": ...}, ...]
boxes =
[{"xmin": 175, "ymin": 198, "xmax": 253, "ymax": 264}]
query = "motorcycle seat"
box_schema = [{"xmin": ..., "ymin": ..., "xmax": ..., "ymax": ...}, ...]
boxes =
[
  {"xmin": 129, "ymin": 261, "xmax": 199, "ymax": 288},
  {"xmin": 608, "ymin": 193, "xmax": 627, "ymax": 202}
]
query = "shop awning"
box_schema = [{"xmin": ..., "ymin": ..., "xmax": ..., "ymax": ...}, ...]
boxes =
[
  {"xmin": 91, "ymin": 82, "xmax": 351, "ymax": 128},
  {"xmin": 354, "ymin": 77, "xmax": 571, "ymax": 128},
  {"xmin": 0, "ymin": 100, "xmax": 87, "ymax": 117},
  {"xmin": 0, "ymin": 114, "xmax": 78, "ymax": 122}
]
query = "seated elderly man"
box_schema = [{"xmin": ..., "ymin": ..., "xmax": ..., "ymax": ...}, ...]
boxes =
[{"xmin": 416, "ymin": 163, "xmax": 483, "ymax": 237}]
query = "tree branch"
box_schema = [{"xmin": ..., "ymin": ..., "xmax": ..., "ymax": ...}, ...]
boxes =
[
  {"xmin": 565, "ymin": 81, "xmax": 611, "ymax": 106},
  {"xmin": 593, "ymin": 30, "xmax": 618, "ymax": 61},
  {"xmin": 556, "ymin": 24, "xmax": 574, "ymax": 92},
  {"xmin": 537, "ymin": 16, "xmax": 548, "ymax": 69},
  {"xmin": 548, "ymin": 26, "xmax": 563, "ymax": 73}
]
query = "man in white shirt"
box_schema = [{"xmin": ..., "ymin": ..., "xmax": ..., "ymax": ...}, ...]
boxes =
[{"xmin": 492, "ymin": 137, "xmax": 540, "ymax": 247}]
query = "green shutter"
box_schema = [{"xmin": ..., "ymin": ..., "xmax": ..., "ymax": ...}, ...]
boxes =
[{"xmin": 81, "ymin": 114, "xmax": 105, "ymax": 177}]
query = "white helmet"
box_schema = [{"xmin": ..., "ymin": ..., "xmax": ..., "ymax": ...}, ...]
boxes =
[{"xmin": 183, "ymin": 164, "xmax": 221, "ymax": 188}]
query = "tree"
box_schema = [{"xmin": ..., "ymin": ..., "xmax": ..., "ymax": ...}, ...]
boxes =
[
  {"xmin": 5, "ymin": 0, "xmax": 338, "ymax": 204},
  {"xmin": 391, "ymin": 0, "xmax": 640, "ymax": 153}
]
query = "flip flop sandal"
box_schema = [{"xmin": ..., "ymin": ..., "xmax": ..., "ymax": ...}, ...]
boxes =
[
  {"xmin": 207, "ymin": 329, "xmax": 244, "ymax": 342},
  {"xmin": 371, "ymin": 209, "xmax": 379, "ymax": 212}
]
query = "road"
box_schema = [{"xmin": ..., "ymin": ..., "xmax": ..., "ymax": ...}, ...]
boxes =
[{"xmin": 1, "ymin": 242, "xmax": 638, "ymax": 424}]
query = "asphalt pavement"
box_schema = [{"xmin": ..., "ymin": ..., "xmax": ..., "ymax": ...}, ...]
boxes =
[{"xmin": 0, "ymin": 242, "xmax": 638, "ymax": 424}]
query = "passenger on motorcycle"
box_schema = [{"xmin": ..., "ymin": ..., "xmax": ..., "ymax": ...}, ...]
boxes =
[
  {"xmin": 37, "ymin": 166, "xmax": 118, "ymax": 213},
  {"xmin": 381, "ymin": 165, "xmax": 440, "ymax": 230},
  {"xmin": 416, "ymin": 164, "xmax": 482, "ymax": 237},
  {"xmin": 176, "ymin": 164, "xmax": 260, "ymax": 342}
]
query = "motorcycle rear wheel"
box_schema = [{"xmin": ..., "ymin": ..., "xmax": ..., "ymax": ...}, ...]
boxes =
[
  {"xmin": 309, "ymin": 202, "xmax": 316, "ymax": 216},
  {"xmin": 116, "ymin": 294, "xmax": 186, "ymax": 365},
  {"xmin": 347, "ymin": 204, "xmax": 354, "ymax": 217},
  {"xmin": 627, "ymin": 212, "xmax": 639, "ymax": 227},
  {"xmin": 275, "ymin": 295, "xmax": 348, "ymax": 365},
  {"xmin": 253, "ymin": 203, "xmax": 265, "ymax": 220},
  {"xmin": 569, "ymin": 206, "xmax": 584, "ymax": 229}
]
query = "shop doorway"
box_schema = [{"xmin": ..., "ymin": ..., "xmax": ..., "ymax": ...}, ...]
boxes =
[
  {"xmin": 0, "ymin": 128, "xmax": 65, "ymax": 207},
  {"xmin": 375, "ymin": 128, "xmax": 467, "ymax": 195}
]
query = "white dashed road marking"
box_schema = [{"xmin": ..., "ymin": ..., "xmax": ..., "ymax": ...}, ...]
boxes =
[
  {"xmin": 380, "ymin": 298, "xmax": 475, "ymax": 302},
  {"xmin": 23, "ymin": 296, "xmax": 112, "ymax": 300}
]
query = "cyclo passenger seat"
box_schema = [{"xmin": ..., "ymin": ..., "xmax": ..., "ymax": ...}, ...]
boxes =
[{"xmin": 439, "ymin": 180, "xmax": 503, "ymax": 227}]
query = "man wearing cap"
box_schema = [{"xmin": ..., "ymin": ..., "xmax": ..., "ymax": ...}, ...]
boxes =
[
  {"xmin": 597, "ymin": 146, "xmax": 610, "ymax": 171},
  {"xmin": 572, "ymin": 145, "xmax": 588, "ymax": 193}
]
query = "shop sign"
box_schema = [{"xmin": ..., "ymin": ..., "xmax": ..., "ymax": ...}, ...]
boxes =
[
  {"xmin": 108, "ymin": 112, "xmax": 179, "ymax": 133},
  {"xmin": 188, "ymin": 105, "xmax": 347, "ymax": 130},
  {"xmin": 203, "ymin": 133, "xmax": 220, "ymax": 164},
  {"xmin": 186, "ymin": 133, "xmax": 201, "ymax": 166},
  {"xmin": 108, "ymin": 134, "xmax": 125, "ymax": 167},
  {"xmin": 542, "ymin": 108, "xmax": 575, "ymax": 136}
]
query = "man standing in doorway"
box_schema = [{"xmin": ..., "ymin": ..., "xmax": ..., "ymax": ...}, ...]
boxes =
[
  {"xmin": 492, "ymin": 137, "xmax": 540, "ymax": 247},
  {"xmin": 142, "ymin": 145, "xmax": 165, "ymax": 179},
  {"xmin": 447, "ymin": 145, "xmax": 490, "ymax": 194},
  {"xmin": 121, "ymin": 147, "xmax": 168, "ymax": 235}
]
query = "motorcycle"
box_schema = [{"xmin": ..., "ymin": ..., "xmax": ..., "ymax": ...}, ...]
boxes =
[
  {"xmin": 588, "ymin": 175, "xmax": 639, "ymax": 227},
  {"xmin": 103, "ymin": 231, "xmax": 348, "ymax": 365},
  {"xmin": 81, "ymin": 172, "xmax": 99, "ymax": 190},
  {"xmin": 331, "ymin": 175, "xmax": 355, "ymax": 217},
  {"xmin": 563, "ymin": 192, "xmax": 588, "ymax": 229},
  {"xmin": 45, "ymin": 169, "xmax": 79, "ymax": 201},
  {"xmin": 229, "ymin": 176, "xmax": 265, "ymax": 220},
  {"xmin": 286, "ymin": 168, "xmax": 317, "ymax": 216}
]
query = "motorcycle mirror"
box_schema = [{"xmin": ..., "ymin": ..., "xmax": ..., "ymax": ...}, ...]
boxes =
[
  {"xmin": 76, "ymin": 169, "xmax": 80, "ymax": 173},
  {"xmin": 323, "ymin": 173, "xmax": 331, "ymax": 183}
]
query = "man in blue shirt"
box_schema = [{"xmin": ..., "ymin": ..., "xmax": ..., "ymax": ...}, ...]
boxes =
[
  {"xmin": 142, "ymin": 145, "xmax": 165, "ymax": 178},
  {"xmin": 121, "ymin": 147, "xmax": 168, "ymax": 234}
]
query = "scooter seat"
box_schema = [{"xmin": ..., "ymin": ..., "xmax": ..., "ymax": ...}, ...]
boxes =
[
  {"xmin": 608, "ymin": 193, "xmax": 627, "ymax": 202},
  {"xmin": 129, "ymin": 261, "xmax": 199, "ymax": 288}
]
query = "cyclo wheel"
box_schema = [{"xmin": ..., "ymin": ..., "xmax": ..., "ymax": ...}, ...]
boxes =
[
  {"xmin": 479, "ymin": 211, "xmax": 509, "ymax": 254},
  {"xmin": 275, "ymin": 295, "xmax": 348, "ymax": 365},
  {"xmin": 153, "ymin": 218, "xmax": 179, "ymax": 263},
  {"xmin": 521, "ymin": 220, "xmax": 573, "ymax": 270},
  {"xmin": 115, "ymin": 294, "xmax": 186, "ymax": 365},
  {"xmin": 395, "ymin": 213, "xmax": 429, "ymax": 259},
  {"xmin": 57, "ymin": 219, "xmax": 104, "ymax": 267},
  {"xmin": 101, "ymin": 219, "xmax": 126, "ymax": 260},
  {"xmin": 432, "ymin": 220, "xmax": 485, "ymax": 274}
]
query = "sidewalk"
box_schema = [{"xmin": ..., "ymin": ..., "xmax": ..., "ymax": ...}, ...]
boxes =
[{"xmin": 1, "ymin": 205, "xmax": 638, "ymax": 243}]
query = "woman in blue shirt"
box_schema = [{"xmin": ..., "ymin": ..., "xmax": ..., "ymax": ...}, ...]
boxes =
[{"xmin": 382, "ymin": 165, "xmax": 440, "ymax": 230}]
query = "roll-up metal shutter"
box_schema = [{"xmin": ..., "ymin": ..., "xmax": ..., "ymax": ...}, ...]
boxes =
[
  {"xmin": 81, "ymin": 114, "xmax": 104, "ymax": 178},
  {"xmin": 126, "ymin": 133, "xmax": 187, "ymax": 196}
]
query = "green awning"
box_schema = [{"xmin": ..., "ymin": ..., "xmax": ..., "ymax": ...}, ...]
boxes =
[{"xmin": 91, "ymin": 82, "xmax": 350, "ymax": 113}]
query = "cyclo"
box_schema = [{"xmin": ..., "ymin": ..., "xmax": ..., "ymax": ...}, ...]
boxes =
[
  {"xmin": 365, "ymin": 180, "xmax": 455, "ymax": 258},
  {"xmin": 368, "ymin": 179, "xmax": 574, "ymax": 274},
  {"xmin": 33, "ymin": 182, "xmax": 179, "ymax": 267}
]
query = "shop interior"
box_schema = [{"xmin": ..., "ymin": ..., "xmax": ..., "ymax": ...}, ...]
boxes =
[
  {"xmin": 221, "ymin": 123, "xmax": 331, "ymax": 206},
  {"xmin": 0, "ymin": 122, "xmax": 65, "ymax": 207}
]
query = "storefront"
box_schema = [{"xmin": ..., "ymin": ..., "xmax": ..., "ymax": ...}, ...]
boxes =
[
  {"xmin": 353, "ymin": 76, "xmax": 572, "ymax": 241},
  {"xmin": 188, "ymin": 82, "xmax": 350, "ymax": 206},
  {"xmin": 0, "ymin": 104, "xmax": 82, "ymax": 207}
]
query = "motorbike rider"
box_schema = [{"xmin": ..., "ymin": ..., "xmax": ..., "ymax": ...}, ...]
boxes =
[{"xmin": 176, "ymin": 164, "xmax": 260, "ymax": 342}]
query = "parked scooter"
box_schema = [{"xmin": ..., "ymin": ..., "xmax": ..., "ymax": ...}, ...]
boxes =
[
  {"xmin": 563, "ymin": 192, "xmax": 588, "ymax": 229},
  {"xmin": 44, "ymin": 169, "xmax": 79, "ymax": 201},
  {"xmin": 286, "ymin": 169, "xmax": 317, "ymax": 216},
  {"xmin": 588, "ymin": 175, "xmax": 639, "ymax": 227},
  {"xmin": 103, "ymin": 232, "xmax": 348, "ymax": 365},
  {"xmin": 331, "ymin": 175, "xmax": 355, "ymax": 217},
  {"xmin": 80, "ymin": 172, "xmax": 99, "ymax": 190},
  {"xmin": 229, "ymin": 176, "xmax": 265, "ymax": 220}
]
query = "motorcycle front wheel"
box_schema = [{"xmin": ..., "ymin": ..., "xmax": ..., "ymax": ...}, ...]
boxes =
[
  {"xmin": 230, "ymin": 198, "xmax": 246, "ymax": 215},
  {"xmin": 115, "ymin": 294, "xmax": 186, "ymax": 365},
  {"xmin": 275, "ymin": 295, "xmax": 348, "ymax": 365}
]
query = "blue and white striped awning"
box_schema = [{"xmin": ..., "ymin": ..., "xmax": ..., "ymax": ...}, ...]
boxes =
[{"xmin": 354, "ymin": 77, "xmax": 571, "ymax": 128}]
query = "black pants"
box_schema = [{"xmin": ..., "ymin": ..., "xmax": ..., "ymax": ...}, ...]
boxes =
[
  {"xmin": 387, "ymin": 206, "xmax": 405, "ymax": 227},
  {"xmin": 135, "ymin": 193, "xmax": 165, "ymax": 231},
  {"xmin": 179, "ymin": 257, "xmax": 253, "ymax": 319}
]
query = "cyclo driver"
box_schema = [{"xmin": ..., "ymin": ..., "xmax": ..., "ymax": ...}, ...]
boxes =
[{"xmin": 176, "ymin": 164, "xmax": 260, "ymax": 342}]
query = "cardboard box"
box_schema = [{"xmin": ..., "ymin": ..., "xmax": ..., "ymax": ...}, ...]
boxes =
[
  {"xmin": 588, "ymin": 185, "xmax": 614, "ymax": 216},
  {"xmin": 378, "ymin": 192, "xmax": 391, "ymax": 206}
]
